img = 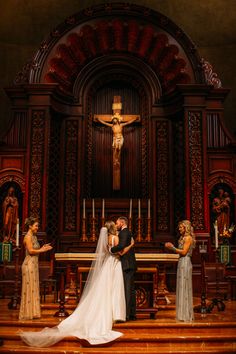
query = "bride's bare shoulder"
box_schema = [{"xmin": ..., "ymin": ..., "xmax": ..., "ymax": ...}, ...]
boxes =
[{"xmin": 108, "ymin": 233, "xmax": 119, "ymax": 246}]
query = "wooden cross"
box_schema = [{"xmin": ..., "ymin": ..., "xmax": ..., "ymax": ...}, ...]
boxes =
[{"xmin": 94, "ymin": 96, "xmax": 140, "ymax": 190}]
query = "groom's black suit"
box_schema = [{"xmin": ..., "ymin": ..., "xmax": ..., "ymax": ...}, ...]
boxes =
[{"xmin": 111, "ymin": 227, "xmax": 137, "ymax": 320}]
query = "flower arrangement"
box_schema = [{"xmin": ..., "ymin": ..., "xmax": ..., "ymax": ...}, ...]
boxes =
[{"xmin": 221, "ymin": 224, "xmax": 235, "ymax": 238}]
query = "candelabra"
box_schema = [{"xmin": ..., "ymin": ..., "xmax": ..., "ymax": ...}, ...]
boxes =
[
  {"xmin": 145, "ymin": 217, "xmax": 151, "ymax": 242},
  {"xmin": 136, "ymin": 217, "xmax": 142, "ymax": 242},
  {"xmin": 81, "ymin": 217, "xmax": 88, "ymax": 242},
  {"xmin": 128, "ymin": 217, "xmax": 132, "ymax": 232},
  {"xmin": 90, "ymin": 216, "xmax": 96, "ymax": 242}
]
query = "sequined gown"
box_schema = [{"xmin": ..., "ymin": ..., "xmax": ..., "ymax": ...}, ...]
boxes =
[
  {"xmin": 176, "ymin": 237, "xmax": 194, "ymax": 322},
  {"xmin": 19, "ymin": 234, "xmax": 41, "ymax": 320}
]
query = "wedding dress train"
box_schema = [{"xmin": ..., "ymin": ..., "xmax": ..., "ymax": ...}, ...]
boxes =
[{"xmin": 20, "ymin": 227, "xmax": 126, "ymax": 346}]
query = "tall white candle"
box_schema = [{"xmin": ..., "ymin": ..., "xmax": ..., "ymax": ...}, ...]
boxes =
[
  {"xmin": 102, "ymin": 199, "xmax": 105, "ymax": 218},
  {"xmin": 83, "ymin": 198, "xmax": 86, "ymax": 219},
  {"xmin": 148, "ymin": 199, "xmax": 150, "ymax": 218},
  {"xmin": 129, "ymin": 199, "xmax": 132, "ymax": 218},
  {"xmin": 214, "ymin": 220, "xmax": 218, "ymax": 249},
  {"xmin": 16, "ymin": 218, "xmax": 19, "ymax": 247},
  {"xmin": 138, "ymin": 199, "xmax": 141, "ymax": 218},
  {"xmin": 92, "ymin": 199, "xmax": 95, "ymax": 218}
]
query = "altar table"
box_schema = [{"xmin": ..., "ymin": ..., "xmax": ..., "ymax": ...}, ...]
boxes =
[{"xmin": 55, "ymin": 253, "xmax": 179, "ymax": 314}]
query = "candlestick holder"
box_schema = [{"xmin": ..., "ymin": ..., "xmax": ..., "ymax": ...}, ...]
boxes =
[
  {"xmin": 145, "ymin": 217, "xmax": 151, "ymax": 242},
  {"xmin": 101, "ymin": 217, "xmax": 105, "ymax": 227},
  {"xmin": 128, "ymin": 217, "xmax": 132, "ymax": 232},
  {"xmin": 90, "ymin": 217, "xmax": 96, "ymax": 242},
  {"xmin": 8, "ymin": 246, "xmax": 21, "ymax": 310},
  {"xmin": 136, "ymin": 217, "xmax": 142, "ymax": 242},
  {"xmin": 81, "ymin": 218, "xmax": 88, "ymax": 242}
]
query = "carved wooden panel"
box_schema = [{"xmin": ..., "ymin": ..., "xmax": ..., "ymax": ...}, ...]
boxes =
[
  {"xmin": 64, "ymin": 119, "xmax": 78, "ymax": 231},
  {"xmin": 207, "ymin": 113, "xmax": 231, "ymax": 148},
  {"xmin": 46, "ymin": 116, "xmax": 61, "ymax": 239},
  {"xmin": 173, "ymin": 119, "xmax": 185, "ymax": 228},
  {"xmin": 87, "ymin": 83, "xmax": 147, "ymax": 198},
  {"xmin": 0, "ymin": 155, "xmax": 24, "ymax": 172},
  {"xmin": 29, "ymin": 111, "xmax": 45, "ymax": 221},
  {"xmin": 3, "ymin": 111, "xmax": 28, "ymax": 147},
  {"xmin": 156, "ymin": 121, "xmax": 169, "ymax": 232},
  {"xmin": 188, "ymin": 111, "xmax": 205, "ymax": 230}
]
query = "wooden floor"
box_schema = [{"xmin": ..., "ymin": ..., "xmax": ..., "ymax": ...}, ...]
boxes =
[{"xmin": 0, "ymin": 295, "xmax": 235, "ymax": 353}]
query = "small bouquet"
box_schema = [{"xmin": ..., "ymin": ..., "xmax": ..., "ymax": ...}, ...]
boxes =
[{"xmin": 222, "ymin": 224, "xmax": 235, "ymax": 238}]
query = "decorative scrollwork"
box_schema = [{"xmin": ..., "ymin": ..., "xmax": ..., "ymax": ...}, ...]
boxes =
[
  {"xmin": 188, "ymin": 111, "xmax": 205, "ymax": 230},
  {"xmin": 136, "ymin": 286, "xmax": 148, "ymax": 307},
  {"xmin": 156, "ymin": 121, "xmax": 169, "ymax": 231},
  {"xmin": 64, "ymin": 120, "xmax": 78, "ymax": 231},
  {"xmin": 29, "ymin": 111, "xmax": 45, "ymax": 221},
  {"xmin": 201, "ymin": 58, "xmax": 222, "ymax": 88}
]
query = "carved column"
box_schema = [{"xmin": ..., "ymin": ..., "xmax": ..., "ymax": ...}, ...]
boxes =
[
  {"xmin": 180, "ymin": 85, "xmax": 209, "ymax": 231},
  {"xmin": 26, "ymin": 85, "xmax": 57, "ymax": 234}
]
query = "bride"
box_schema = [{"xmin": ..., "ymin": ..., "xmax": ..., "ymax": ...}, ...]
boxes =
[{"xmin": 20, "ymin": 221, "xmax": 134, "ymax": 347}]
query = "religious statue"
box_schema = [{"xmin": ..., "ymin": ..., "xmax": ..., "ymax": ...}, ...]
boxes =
[
  {"xmin": 97, "ymin": 112, "xmax": 137, "ymax": 166},
  {"xmin": 2, "ymin": 186, "xmax": 19, "ymax": 242},
  {"xmin": 94, "ymin": 96, "xmax": 140, "ymax": 190},
  {"xmin": 212, "ymin": 188, "xmax": 231, "ymax": 236}
]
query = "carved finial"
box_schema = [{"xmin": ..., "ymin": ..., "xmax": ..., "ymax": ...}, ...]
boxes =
[{"xmin": 201, "ymin": 58, "xmax": 222, "ymax": 88}]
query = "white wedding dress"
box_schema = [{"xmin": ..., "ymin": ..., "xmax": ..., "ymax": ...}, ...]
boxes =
[{"xmin": 20, "ymin": 227, "xmax": 126, "ymax": 347}]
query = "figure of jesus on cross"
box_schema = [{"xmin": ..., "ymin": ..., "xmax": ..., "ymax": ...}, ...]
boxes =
[{"xmin": 94, "ymin": 96, "xmax": 140, "ymax": 190}]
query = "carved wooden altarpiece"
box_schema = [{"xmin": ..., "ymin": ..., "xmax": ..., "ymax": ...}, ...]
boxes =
[{"xmin": 1, "ymin": 3, "xmax": 236, "ymax": 297}]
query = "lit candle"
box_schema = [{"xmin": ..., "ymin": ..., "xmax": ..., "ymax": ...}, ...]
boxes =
[
  {"xmin": 83, "ymin": 198, "xmax": 86, "ymax": 219},
  {"xmin": 16, "ymin": 218, "xmax": 19, "ymax": 247},
  {"xmin": 214, "ymin": 220, "xmax": 218, "ymax": 249},
  {"xmin": 138, "ymin": 199, "xmax": 141, "ymax": 218},
  {"xmin": 102, "ymin": 199, "xmax": 105, "ymax": 218},
  {"xmin": 129, "ymin": 199, "xmax": 132, "ymax": 218},
  {"xmin": 92, "ymin": 199, "xmax": 95, "ymax": 218},
  {"xmin": 148, "ymin": 199, "xmax": 150, "ymax": 218}
]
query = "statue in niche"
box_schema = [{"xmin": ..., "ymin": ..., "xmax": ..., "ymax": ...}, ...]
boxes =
[
  {"xmin": 212, "ymin": 188, "xmax": 231, "ymax": 236},
  {"xmin": 2, "ymin": 186, "xmax": 19, "ymax": 243}
]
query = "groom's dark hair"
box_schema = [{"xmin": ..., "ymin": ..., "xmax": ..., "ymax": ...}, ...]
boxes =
[{"xmin": 118, "ymin": 216, "xmax": 128, "ymax": 225}]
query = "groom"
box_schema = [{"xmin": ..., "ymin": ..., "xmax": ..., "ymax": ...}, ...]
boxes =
[{"xmin": 111, "ymin": 216, "xmax": 137, "ymax": 321}]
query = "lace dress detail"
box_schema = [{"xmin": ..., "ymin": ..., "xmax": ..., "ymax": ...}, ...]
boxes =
[
  {"xmin": 19, "ymin": 235, "xmax": 41, "ymax": 320},
  {"xmin": 175, "ymin": 237, "xmax": 194, "ymax": 322}
]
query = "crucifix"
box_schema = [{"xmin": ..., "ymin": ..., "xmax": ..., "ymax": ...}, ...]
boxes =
[{"xmin": 94, "ymin": 96, "xmax": 140, "ymax": 190}]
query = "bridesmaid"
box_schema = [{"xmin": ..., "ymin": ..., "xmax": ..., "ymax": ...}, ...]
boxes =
[
  {"xmin": 19, "ymin": 216, "xmax": 52, "ymax": 320},
  {"xmin": 165, "ymin": 220, "xmax": 195, "ymax": 322}
]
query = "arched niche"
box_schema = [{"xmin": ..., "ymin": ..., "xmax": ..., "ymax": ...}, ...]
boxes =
[{"xmin": 15, "ymin": 3, "xmax": 204, "ymax": 99}]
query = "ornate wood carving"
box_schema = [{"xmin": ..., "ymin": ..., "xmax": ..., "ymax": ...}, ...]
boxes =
[
  {"xmin": 0, "ymin": 174, "xmax": 25, "ymax": 192},
  {"xmin": 46, "ymin": 117, "xmax": 61, "ymax": 239},
  {"xmin": 156, "ymin": 121, "xmax": 169, "ymax": 231},
  {"xmin": 188, "ymin": 111, "xmax": 205, "ymax": 230},
  {"xmin": 64, "ymin": 120, "xmax": 78, "ymax": 231},
  {"xmin": 173, "ymin": 120, "xmax": 185, "ymax": 227},
  {"xmin": 16, "ymin": 4, "xmax": 204, "ymax": 89},
  {"xmin": 29, "ymin": 111, "xmax": 45, "ymax": 221},
  {"xmin": 86, "ymin": 79, "xmax": 147, "ymax": 198},
  {"xmin": 201, "ymin": 58, "xmax": 222, "ymax": 89}
]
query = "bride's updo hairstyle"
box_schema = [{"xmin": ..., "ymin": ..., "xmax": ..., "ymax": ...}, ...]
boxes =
[
  {"xmin": 25, "ymin": 216, "xmax": 38, "ymax": 231},
  {"xmin": 105, "ymin": 220, "xmax": 116, "ymax": 235}
]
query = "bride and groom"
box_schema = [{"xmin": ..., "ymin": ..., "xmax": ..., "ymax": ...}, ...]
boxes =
[{"xmin": 20, "ymin": 216, "xmax": 137, "ymax": 347}]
